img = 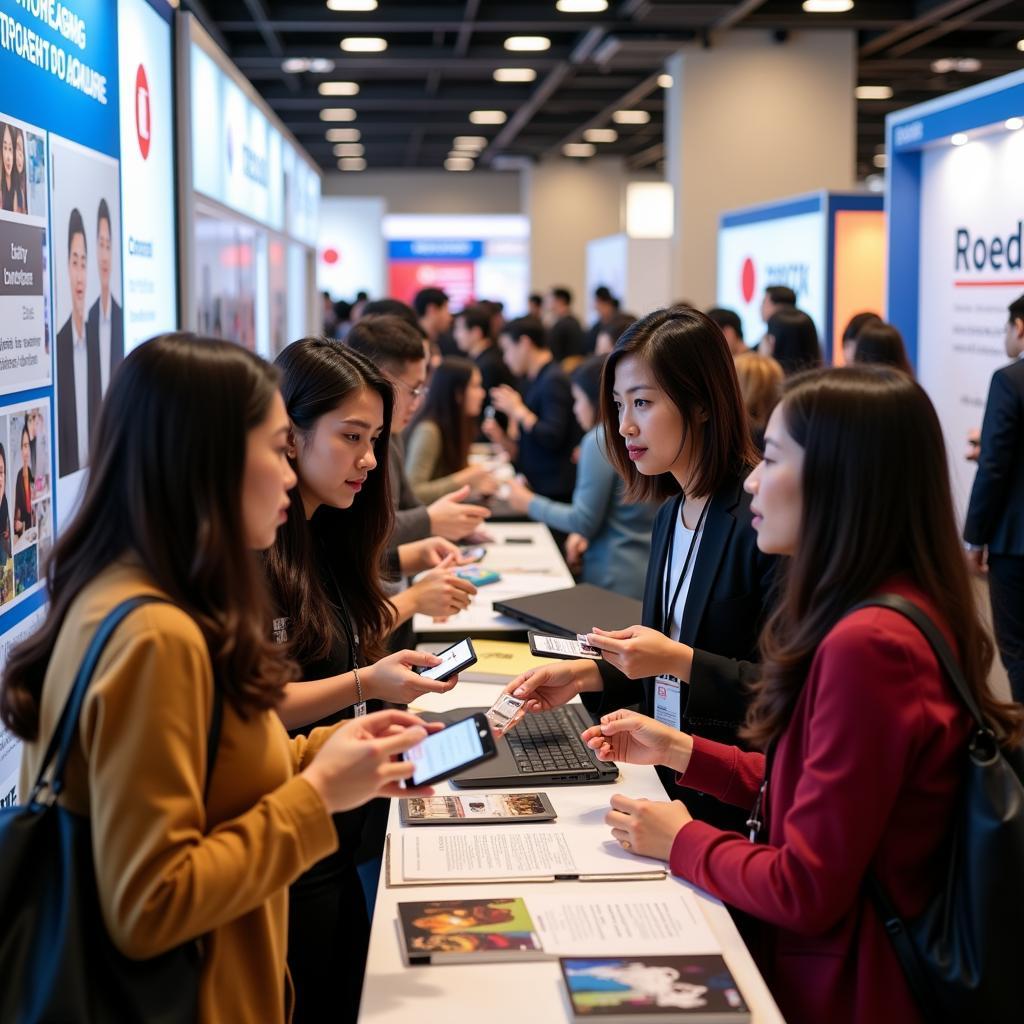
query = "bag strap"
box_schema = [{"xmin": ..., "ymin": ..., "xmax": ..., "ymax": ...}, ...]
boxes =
[{"xmin": 30, "ymin": 596, "xmax": 223, "ymax": 806}]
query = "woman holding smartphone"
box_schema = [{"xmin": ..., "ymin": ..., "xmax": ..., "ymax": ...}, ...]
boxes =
[
  {"xmin": 2, "ymin": 334, "xmax": 436, "ymax": 1022},
  {"xmin": 261, "ymin": 337, "xmax": 464, "ymax": 1024},
  {"xmin": 506, "ymin": 307, "xmax": 777, "ymax": 828},
  {"xmin": 580, "ymin": 367, "xmax": 1023, "ymax": 1024}
]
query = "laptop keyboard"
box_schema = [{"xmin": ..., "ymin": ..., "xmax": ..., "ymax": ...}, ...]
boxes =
[{"xmin": 506, "ymin": 707, "xmax": 602, "ymax": 775}]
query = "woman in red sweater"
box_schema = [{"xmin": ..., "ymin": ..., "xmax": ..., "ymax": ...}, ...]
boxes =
[{"xmin": 583, "ymin": 367, "xmax": 1023, "ymax": 1024}]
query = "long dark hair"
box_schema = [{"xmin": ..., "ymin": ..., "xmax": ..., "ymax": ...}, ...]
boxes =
[
  {"xmin": 600, "ymin": 306, "xmax": 758, "ymax": 503},
  {"xmin": 409, "ymin": 355, "xmax": 476, "ymax": 476},
  {"xmin": 767, "ymin": 308, "xmax": 821, "ymax": 376},
  {"xmin": 0, "ymin": 441, "xmax": 10, "ymax": 563},
  {"xmin": 263, "ymin": 338, "xmax": 395, "ymax": 667},
  {"xmin": 1, "ymin": 334, "xmax": 293, "ymax": 740},
  {"xmin": 852, "ymin": 321, "xmax": 914, "ymax": 377},
  {"xmin": 743, "ymin": 367, "xmax": 1023, "ymax": 749}
]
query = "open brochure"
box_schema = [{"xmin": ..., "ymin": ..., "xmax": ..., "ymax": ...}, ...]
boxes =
[{"xmin": 386, "ymin": 826, "xmax": 667, "ymax": 886}]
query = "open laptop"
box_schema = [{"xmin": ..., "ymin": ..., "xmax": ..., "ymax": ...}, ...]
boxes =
[
  {"xmin": 493, "ymin": 583, "xmax": 642, "ymax": 638},
  {"xmin": 421, "ymin": 704, "xmax": 619, "ymax": 788}
]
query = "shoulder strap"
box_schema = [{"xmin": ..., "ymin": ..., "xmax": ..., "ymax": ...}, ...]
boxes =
[{"xmin": 848, "ymin": 593, "xmax": 988, "ymax": 730}]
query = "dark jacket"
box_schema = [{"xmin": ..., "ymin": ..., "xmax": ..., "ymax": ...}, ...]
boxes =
[
  {"xmin": 583, "ymin": 472, "xmax": 778, "ymax": 827},
  {"xmin": 517, "ymin": 359, "xmax": 580, "ymax": 502},
  {"xmin": 56, "ymin": 315, "xmax": 100, "ymax": 477},
  {"xmin": 964, "ymin": 358, "xmax": 1024, "ymax": 555},
  {"xmin": 86, "ymin": 294, "xmax": 124, "ymax": 388},
  {"xmin": 548, "ymin": 314, "xmax": 585, "ymax": 363}
]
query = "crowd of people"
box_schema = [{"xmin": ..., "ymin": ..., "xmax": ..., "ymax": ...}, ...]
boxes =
[{"xmin": 3, "ymin": 285, "xmax": 1023, "ymax": 1024}]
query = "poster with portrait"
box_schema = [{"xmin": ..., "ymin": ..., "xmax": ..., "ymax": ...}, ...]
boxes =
[
  {"xmin": 48, "ymin": 135, "xmax": 122, "ymax": 498},
  {"xmin": 0, "ymin": 114, "xmax": 51, "ymax": 396}
]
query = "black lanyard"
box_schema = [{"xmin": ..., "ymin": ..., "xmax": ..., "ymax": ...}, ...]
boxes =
[
  {"xmin": 661, "ymin": 495, "xmax": 710, "ymax": 640},
  {"xmin": 320, "ymin": 540, "xmax": 362, "ymax": 671}
]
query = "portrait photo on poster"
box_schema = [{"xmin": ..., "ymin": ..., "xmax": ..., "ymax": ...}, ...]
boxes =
[
  {"xmin": 0, "ymin": 113, "xmax": 51, "ymax": 398},
  {"xmin": 48, "ymin": 135, "xmax": 122, "ymax": 482}
]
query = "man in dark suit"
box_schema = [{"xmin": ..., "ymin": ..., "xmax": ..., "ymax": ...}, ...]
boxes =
[
  {"xmin": 56, "ymin": 208, "xmax": 99, "ymax": 477},
  {"xmin": 965, "ymin": 292, "xmax": 1024, "ymax": 703},
  {"xmin": 86, "ymin": 198, "xmax": 123, "ymax": 412},
  {"xmin": 546, "ymin": 286, "xmax": 585, "ymax": 363}
]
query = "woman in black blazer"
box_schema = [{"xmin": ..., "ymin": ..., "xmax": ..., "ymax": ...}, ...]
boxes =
[{"xmin": 506, "ymin": 307, "xmax": 777, "ymax": 829}]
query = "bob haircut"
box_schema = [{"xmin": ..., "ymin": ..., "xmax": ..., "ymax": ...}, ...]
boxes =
[
  {"xmin": 852, "ymin": 322, "xmax": 914, "ymax": 377},
  {"xmin": 744, "ymin": 366, "xmax": 1023, "ymax": 750},
  {"xmin": 1, "ymin": 334, "xmax": 292, "ymax": 739},
  {"xmin": 600, "ymin": 306, "xmax": 758, "ymax": 504}
]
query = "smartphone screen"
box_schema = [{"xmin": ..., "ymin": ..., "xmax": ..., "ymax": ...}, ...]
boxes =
[
  {"xmin": 403, "ymin": 716, "xmax": 487, "ymax": 788},
  {"xmin": 529, "ymin": 633, "xmax": 602, "ymax": 660},
  {"xmin": 417, "ymin": 638, "xmax": 475, "ymax": 681}
]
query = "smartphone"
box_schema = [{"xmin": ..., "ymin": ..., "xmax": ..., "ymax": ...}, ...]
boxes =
[
  {"xmin": 400, "ymin": 713, "xmax": 498, "ymax": 788},
  {"xmin": 459, "ymin": 545, "xmax": 486, "ymax": 563},
  {"xmin": 528, "ymin": 631, "xmax": 603, "ymax": 661},
  {"xmin": 416, "ymin": 637, "xmax": 478, "ymax": 682}
]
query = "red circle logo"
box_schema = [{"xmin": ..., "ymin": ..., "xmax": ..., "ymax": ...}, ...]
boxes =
[
  {"xmin": 740, "ymin": 257, "xmax": 755, "ymax": 304},
  {"xmin": 322, "ymin": 247, "xmax": 339, "ymax": 265},
  {"xmin": 135, "ymin": 64, "xmax": 151, "ymax": 160}
]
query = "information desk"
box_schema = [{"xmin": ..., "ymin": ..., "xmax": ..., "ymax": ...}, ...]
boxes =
[
  {"xmin": 361, "ymin": 680, "xmax": 785, "ymax": 1023},
  {"xmin": 413, "ymin": 523, "xmax": 575, "ymax": 640}
]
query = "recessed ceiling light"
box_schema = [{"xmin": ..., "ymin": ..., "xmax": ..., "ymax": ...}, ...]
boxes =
[
  {"xmin": 1006, "ymin": 117, "xmax": 1023, "ymax": 131},
  {"xmin": 556, "ymin": 0, "xmax": 608, "ymax": 11},
  {"xmin": 334, "ymin": 143, "xmax": 364, "ymax": 156},
  {"xmin": 453, "ymin": 135, "xmax": 487, "ymax": 149},
  {"xmin": 494, "ymin": 68, "xmax": 537, "ymax": 82},
  {"xmin": 873, "ymin": 153, "xmax": 887, "ymax": 168},
  {"xmin": 658, "ymin": 73, "xmax": 673, "ymax": 88},
  {"xmin": 320, "ymin": 108, "xmax": 356, "ymax": 121},
  {"xmin": 469, "ymin": 110, "xmax": 507, "ymax": 124},
  {"xmin": 326, "ymin": 128, "xmax": 361, "ymax": 142},
  {"xmin": 340, "ymin": 37, "xmax": 387, "ymax": 52},
  {"xmin": 855, "ymin": 85, "xmax": 893, "ymax": 100},
  {"xmin": 801, "ymin": 0, "xmax": 853, "ymax": 11},
  {"xmin": 339, "ymin": 157, "xmax": 366, "ymax": 170},
  {"xmin": 308, "ymin": 58, "xmax": 336, "ymax": 73},
  {"xmin": 445, "ymin": 156, "xmax": 474, "ymax": 171},
  {"xmin": 951, "ymin": 132, "xmax": 969, "ymax": 146},
  {"xmin": 327, "ymin": 0, "xmax": 377, "ymax": 9},
  {"xmin": 612, "ymin": 109, "xmax": 650, "ymax": 125},
  {"xmin": 1018, "ymin": 38, "xmax": 1024, "ymax": 52},
  {"xmin": 583, "ymin": 128, "xmax": 618, "ymax": 143},
  {"xmin": 504, "ymin": 36, "xmax": 550, "ymax": 52},
  {"xmin": 931, "ymin": 56, "xmax": 983, "ymax": 73},
  {"xmin": 956, "ymin": 57, "xmax": 982, "ymax": 72},
  {"xmin": 318, "ymin": 81, "xmax": 360, "ymax": 96},
  {"xmin": 563, "ymin": 142, "xmax": 595, "ymax": 158},
  {"xmin": 282, "ymin": 57, "xmax": 311, "ymax": 73}
]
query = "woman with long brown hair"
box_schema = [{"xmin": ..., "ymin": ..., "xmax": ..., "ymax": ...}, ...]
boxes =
[
  {"xmin": 582, "ymin": 367, "xmax": 1023, "ymax": 1024},
  {"xmin": 1, "ymin": 334, "xmax": 436, "ymax": 1022}
]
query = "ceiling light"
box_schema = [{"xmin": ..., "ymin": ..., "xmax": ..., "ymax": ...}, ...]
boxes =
[
  {"xmin": 1005, "ymin": 117, "xmax": 1023, "ymax": 131},
  {"xmin": 327, "ymin": 0, "xmax": 377, "ymax": 9},
  {"xmin": 334, "ymin": 143, "xmax": 364, "ymax": 156},
  {"xmin": 326, "ymin": 128, "xmax": 361, "ymax": 142},
  {"xmin": 339, "ymin": 157, "xmax": 366, "ymax": 170},
  {"xmin": 469, "ymin": 110, "xmax": 507, "ymax": 124},
  {"xmin": 865, "ymin": 173, "xmax": 884, "ymax": 193},
  {"xmin": 308, "ymin": 58, "xmax": 336, "ymax": 73},
  {"xmin": 956, "ymin": 57, "xmax": 982, "ymax": 72},
  {"xmin": 318, "ymin": 81, "xmax": 359, "ymax": 96},
  {"xmin": 449, "ymin": 149, "xmax": 476, "ymax": 158},
  {"xmin": 801, "ymin": 0, "xmax": 854, "ymax": 11},
  {"xmin": 583, "ymin": 128, "xmax": 618, "ymax": 143},
  {"xmin": 1018, "ymin": 39, "xmax": 1024, "ymax": 52},
  {"xmin": 951, "ymin": 132, "xmax": 969, "ymax": 146},
  {"xmin": 563, "ymin": 142, "xmax": 595, "ymax": 158},
  {"xmin": 445, "ymin": 156, "xmax": 474, "ymax": 171},
  {"xmin": 612, "ymin": 109, "xmax": 650, "ymax": 125},
  {"xmin": 504, "ymin": 36, "xmax": 550, "ymax": 52},
  {"xmin": 855, "ymin": 85, "xmax": 893, "ymax": 100},
  {"xmin": 556, "ymin": 0, "xmax": 608, "ymax": 11},
  {"xmin": 873, "ymin": 153, "xmax": 887, "ymax": 168},
  {"xmin": 658, "ymin": 73, "xmax": 673, "ymax": 88},
  {"xmin": 282, "ymin": 58, "xmax": 311, "ymax": 73},
  {"xmin": 340, "ymin": 37, "xmax": 387, "ymax": 52},
  {"xmin": 320, "ymin": 108, "xmax": 356, "ymax": 121},
  {"xmin": 453, "ymin": 135, "xmax": 487, "ymax": 149},
  {"xmin": 932, "ymin": 56, "xmax": 983, "ymax": 73},
  {"xmin": 494, "ymin": 68, "xmax": 537, "ymax": 82}
]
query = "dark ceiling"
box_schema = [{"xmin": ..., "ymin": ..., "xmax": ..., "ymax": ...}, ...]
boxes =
[{"xmin": 187, "ymin": 0, "xmax": 1024, "ymax": 178}]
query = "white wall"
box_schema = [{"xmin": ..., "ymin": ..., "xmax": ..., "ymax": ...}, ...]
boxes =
[
  {"xmin": 323, "ymin": 169, "xmax": 522, "ymax": 214},
  {"xmin": 317, "ymin": 196, "xmax": 387, "ymax": 302}
]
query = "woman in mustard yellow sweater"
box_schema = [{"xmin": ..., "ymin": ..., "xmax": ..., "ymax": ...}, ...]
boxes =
[{"xmin": 1, "ymin": 334, "xmax": 437, "ymax": 1022}]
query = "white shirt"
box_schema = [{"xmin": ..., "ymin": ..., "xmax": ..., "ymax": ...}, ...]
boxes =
[
  {"xmin": 98, "ymin": 294, "xmax": 112, "ymax": 394},
  {"xmin": 662, "ymin": 505, "xmax": 704, "ymax": 643},
  {"xmin": 72, "ymin": 316, "xmax": 89, "ymax": 469}
]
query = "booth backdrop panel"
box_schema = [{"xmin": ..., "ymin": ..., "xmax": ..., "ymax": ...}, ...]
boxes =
[{"xmin": 831, "ymin": 209, "xmax": 885, "ymax": 363}]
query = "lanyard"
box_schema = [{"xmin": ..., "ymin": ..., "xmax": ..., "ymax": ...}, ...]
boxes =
[{"xmin": 661, "ymin": 495, "xmax": 710, "ymax": 640}]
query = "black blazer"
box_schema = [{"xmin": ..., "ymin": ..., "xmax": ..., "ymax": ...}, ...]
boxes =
[
  {"xmin": 582, "ymin": 471, "xmax": 778, "ymax": 827},
  {"xmin": 964, "ymin": 359, "xmax": 1024, "ymax": 556},
  {"xmin": 86, "ymin": 295, "xmax": 124, "ymax": 392},
  {"xmin": 56, "ymin": 316, "xmax": 101, "ymax": 477}
]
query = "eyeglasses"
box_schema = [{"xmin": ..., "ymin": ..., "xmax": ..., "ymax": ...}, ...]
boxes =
[{"xmin": 392, "ymin": 376, "xmax": 428, "ymax": 399}]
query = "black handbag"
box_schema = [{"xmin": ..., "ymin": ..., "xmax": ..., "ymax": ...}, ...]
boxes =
[
  {"xmin": 853, "ymin": 593, "xmax": 1024, "ymax": 1024},
  {"xmin": 0, "ymin": 596, "xmax": 223, "ymax": 1023}
]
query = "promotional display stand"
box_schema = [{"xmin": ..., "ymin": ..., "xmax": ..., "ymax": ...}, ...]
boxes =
[
  {"xmin": 717, "ymin": 190, "xmax": 884, "ymax": 361},
  {"xmin": 584, "ymin": 234, "xmax": 673, "ymax": 321},
  {"xmin": 886, "ymin": 69, "xmax": 1024, "ymax": 517}
]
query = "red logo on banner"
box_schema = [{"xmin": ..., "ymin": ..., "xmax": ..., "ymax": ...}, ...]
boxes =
[
  {"xmin": 322, "ymin": 248, "xmax": 340, "ymax": 265},
  {"xmin": 135, "ymin": 64, "xmax": 151, "ymax": 160},
  {"xmin": 740, "ymin": 257, "xmax": 755, "ymax": 303}
]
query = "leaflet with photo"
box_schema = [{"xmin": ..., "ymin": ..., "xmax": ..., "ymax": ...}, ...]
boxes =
[{"xmin": 399, "ymin": 792, "xmax": 556, "ymax": 826}]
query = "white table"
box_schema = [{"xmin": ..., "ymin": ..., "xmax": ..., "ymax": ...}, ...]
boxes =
[
  {"xmin": 413, "ymin": 523, "xmax": 575, "ymax": 639},
  {"xmin": 360, "ymin": 680, "xmax": 786, "ymax": 1024}
]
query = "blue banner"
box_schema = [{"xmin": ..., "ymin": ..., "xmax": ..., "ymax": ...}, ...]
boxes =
[{"xmin": 389, "ymin": 239, "xmax": 484, "ymax": 260}]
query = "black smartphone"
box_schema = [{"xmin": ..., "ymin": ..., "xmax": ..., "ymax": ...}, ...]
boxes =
[
  {"xmin": 459, "ymin": 545, "xmax": 486, "ymax": 563},
  {"xmin": 400, "ymin": 713, "xmax": 498, "ymax": 788},
  {"xmin": 528, "ymin": 630, "xmax": 603, "ymax": 660},
  {"xmin": 415, "ymin": 637, "xmax": 478, "ymax": 682}
]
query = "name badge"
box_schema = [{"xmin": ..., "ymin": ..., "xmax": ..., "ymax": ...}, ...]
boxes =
[
  {"xmin": 653, "ymin": 674, "xmax": 681, "ymax": 730},
  {"xmin": 354, "ymin": 701, "xmax": 368, "ymax": 718}
]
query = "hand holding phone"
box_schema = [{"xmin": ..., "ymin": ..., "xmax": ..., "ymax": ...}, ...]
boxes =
[
  {"xmin": 400, "ymin": 713, "xmax": 498, "ymax": 788},
  {"xmin": 528, "ymin": 631, "xmax": 603, "ymax": 661},
  {"xmin": 416, "ymin": 637, "xmax": 478, "ymax": 682}
]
